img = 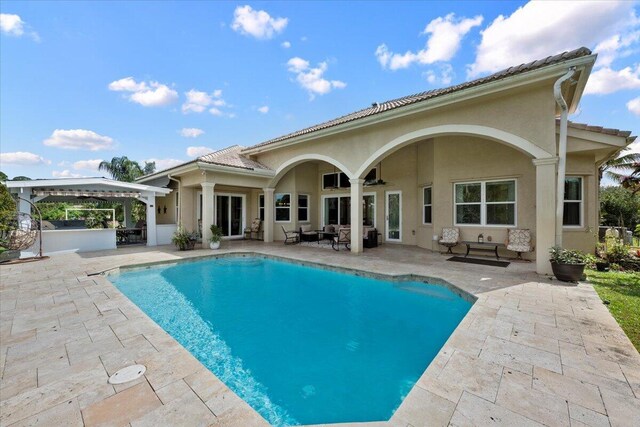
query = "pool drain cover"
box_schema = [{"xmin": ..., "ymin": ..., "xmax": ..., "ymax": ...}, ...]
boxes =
[{"xmin": 108, "ymin": 364, "xmax": 146, "ymax": 384}]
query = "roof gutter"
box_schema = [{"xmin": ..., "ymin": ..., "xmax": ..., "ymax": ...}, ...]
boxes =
[
  {"xmin": 242, "ymin": 55, "xmax": 596, "ymax": 156},
  {"xmin": 554, "ymin": 67, "xmax": 577, "ymax": 248}
]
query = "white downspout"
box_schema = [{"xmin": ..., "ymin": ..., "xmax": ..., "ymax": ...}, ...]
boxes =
[{"xmin": 553, "ymin": 67, "xmax": 576, "ymax": 247}]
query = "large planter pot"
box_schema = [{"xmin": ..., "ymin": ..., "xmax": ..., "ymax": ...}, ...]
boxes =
[
  {"xmin": 209, "ymin": 241, "xmax": 220, "ymax": 250},
  {"xmin": 551, "ymin": 261, "xmax": 586, "ymax": 282}
]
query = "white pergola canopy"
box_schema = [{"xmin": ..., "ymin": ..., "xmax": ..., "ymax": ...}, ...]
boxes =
[{"xmin": 5, "ymin": 177, "xmax": 172, "ymax": 250}]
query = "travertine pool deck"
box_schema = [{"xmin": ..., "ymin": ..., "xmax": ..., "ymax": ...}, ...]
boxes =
[{"xmin": 1, "ymin": 241, "xmax": 639, "ymax": 426}]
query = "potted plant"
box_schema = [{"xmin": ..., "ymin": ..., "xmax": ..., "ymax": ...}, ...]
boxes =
[
  {"xmin": 209, "ymin": 224, "xmax": 223, "ymax": 249},
  {"xmin": 549, "ymin": 246, "xmax": 587, "ymax": 282},
  {"xmin": 595, "ymin": 243, "xmax": 609, "ymax": 272},
  {"xmin": 172, "ymin": 226, "xmax": 198, "ymax": 251}
]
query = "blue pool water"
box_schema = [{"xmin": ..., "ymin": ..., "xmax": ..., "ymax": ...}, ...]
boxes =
[{"xmin": 111, "ymin": 257, "xmax": 472, "ymax": 425}]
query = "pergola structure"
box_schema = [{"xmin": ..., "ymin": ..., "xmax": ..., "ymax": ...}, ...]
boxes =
[{"xmin": 5, "ymin": 178, "xmax": 172, "ymax": 254}]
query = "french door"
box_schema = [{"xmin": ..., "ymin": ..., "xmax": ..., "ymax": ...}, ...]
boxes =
[
  {"xmin": 215, "ymin": 194, "xmax": 245, "ymax": 239},
  {"xmin": 385, "ymin": 191, "xmax": 402, "ymax": 242}
]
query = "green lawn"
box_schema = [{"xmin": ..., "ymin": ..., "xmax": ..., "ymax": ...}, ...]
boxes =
[{"xmin": 586, "ymin": 269, "xmax": 640, "ymax": 352}]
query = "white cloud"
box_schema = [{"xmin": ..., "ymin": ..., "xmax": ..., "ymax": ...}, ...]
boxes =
[
  {"xmin": 627, "ymin": 96, "xmax": 640, "ymax": 116},
  {"xmin": 0, "ymin": 13, "xmax": 39, "ymax": 41},
  {"xmin": 376, "ymin": 14, "xmax": 482, "ymax": 70},
  {"xmin": 287, "ymin": 57, "xmax": 346, "ymax": 98},
  {"xmin": 186, "ymin": 146, "xmax": 213, "ymax": 157},
  {"xmin": 257, "ymin": 106, "xmax": 269, "ymax": 114},
  {"xmin": 108, "ymin": 77, "xmax": 178, "ymax": 107},
  {"xmin": 180, "ymin": 128, "xmax": 205, "ymax": 138},
  {"xmin": 231, "ymin": 5, "xmax": 288, "ymax": 39},
  {"xmin": 145, "ymin": 158, "xmax": 184, "ymax": 171},
  {"xmin": 594, "ymin": 31, "xmax": 640, "ymax": 68},
  {"xmin": 0, "ymin": 151, "xmax": 50, "ymax": 166},
  {"xmin": 182, "ymin": 89, "xmax": 226, "ymax": 114},
  {"xmin": 468, "ymin": 1, "xmax": 637, "ymax": 77},
  {"xmin": 73, "ymin": 159, "xmax": 102, "ymax": 171},
  {"xmin": 43, "ymin": 129, "xmax": 114, "ymax": 151},
  {"xmin": 423, "ymin": 64, "xmax": 454, "ymax": 85},
  {"xmin": 52, "ymin": 170, "xmax": 83, "ymax": 178},
  {"xmin": 584, "ymin": 65, "xmax": 640, "ymax": 95},
  {"xmin": 281, "ymin": 41, "xmax": 291, "ymax": 48}
]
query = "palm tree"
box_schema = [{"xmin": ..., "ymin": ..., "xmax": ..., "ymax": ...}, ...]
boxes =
[
  {"xmin": 601, "ymin": 149, "xmax": 640, "ymax": 194},
  {"xmin": 98, "ymin": 156, "xmax": 144, "ymax": 182}
]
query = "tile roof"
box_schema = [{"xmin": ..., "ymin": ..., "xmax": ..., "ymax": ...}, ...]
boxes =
[
  {"xmin": 564, "ymin": 120, "xmax": 636, "ymax": 141},
  {"xmin": 197, "ymin": 145, "xmax": 272, "ymax": 171},
  {"xmin": 246, "ymin": 47, "xmax": 593, "ymax": 151}
]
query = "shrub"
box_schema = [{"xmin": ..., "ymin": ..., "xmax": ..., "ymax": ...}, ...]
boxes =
[
  {"xmin": 171, "ymin": 226, "xmax": 199, "ymax": 250},
  {"xmin": 209, "ymin": 224, "xmax": 223, "ymax": 243},
  {"xmin": 549, "ymin": 246, "xmax": 587, "ymax": 265}
]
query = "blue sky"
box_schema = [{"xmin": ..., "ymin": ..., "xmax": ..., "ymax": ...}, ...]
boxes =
[{"xmin": 1, "ymin": 1, "xmax": 639, "ymax": 180}]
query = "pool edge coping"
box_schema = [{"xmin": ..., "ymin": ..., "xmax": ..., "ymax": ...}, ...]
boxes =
[{"xmin": 101, "ymin": 249, "xmax": 479, "ymax": 426}]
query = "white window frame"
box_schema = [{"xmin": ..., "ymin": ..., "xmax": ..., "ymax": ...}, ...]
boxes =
[
  {"xmin": 453, "ymin": 179, "xmax": 517, "ymax": 227},
  {"xmin": 258, "ymin": 194, "xmax": 265, "ymax": 221},
  {"xmin": 422, "ymin": 186, "xmax": 432, "ymax": 225},
  {"xmin": 274, "ymin": 193, "xmax": 291, "ymax": 223},
  {"xmin": 298, "ymin": 194, "xmax": 310, "ymax": 223},
  {"xmin": 563, "ymin": 176, "xmax": 584, "ymax": 228}
]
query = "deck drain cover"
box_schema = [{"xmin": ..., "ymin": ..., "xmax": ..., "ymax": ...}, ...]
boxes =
[{"xmin": 108, "ymin": 364, "xmax": 146, "ymax": 385}]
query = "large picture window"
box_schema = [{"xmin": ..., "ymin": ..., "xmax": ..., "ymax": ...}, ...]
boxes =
[
  {"xmin": 454, "ymin": 180, "xmax": 516, "ymax": 226},
  {"xmin": 563, "ymin": 177, "xmax": 582, "ymax": 227},
  {"xmin": 275, "ymin": 193, "xmax": 291, "ymax": 222},
  {"xmin": 423, "ymin": 187, "xmax": 432, "ymax": 224},
  {"xmin": 298, "ymin": 194, "xmax": 309, "ymax": 222}
]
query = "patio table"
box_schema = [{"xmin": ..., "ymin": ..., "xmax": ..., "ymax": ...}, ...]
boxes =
[{"xmin": 461, "ymin": 241, "xmax": 505, "ymax": 260}]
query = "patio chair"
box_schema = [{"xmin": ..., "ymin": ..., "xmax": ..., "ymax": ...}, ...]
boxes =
[
  {"xmin": 299, "ymin": 224, "xmax": 318, "ymax": 242},
  {"xmin": 332, "ymin": 227, "xmax": 351, "ymax": 251},
  {"xmin": 439, "ymin": 227, "xmax": 460, "ymax": 254},
  {"xmin": 281, "ymin": 225, "xmax": 300, "ymax": 245},
  {"xmin": 244, "ymin": 219, "xmax": 263, "ymax": 240},
  {"xmin": 506, "ymin": 228, "xmax": 533, "ymax": 260}
]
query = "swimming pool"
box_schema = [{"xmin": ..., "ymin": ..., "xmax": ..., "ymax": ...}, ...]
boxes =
[{"xmin": 111, "ymin": 256, "xmax": 472, "ymax": 425}]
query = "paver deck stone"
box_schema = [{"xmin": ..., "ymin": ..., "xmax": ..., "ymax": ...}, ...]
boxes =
[{"xmin": 1, "ymin": 242, "xmax": 638, "ymax": 427}]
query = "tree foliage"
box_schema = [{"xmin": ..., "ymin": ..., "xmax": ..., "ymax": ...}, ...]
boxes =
[
  {"xmin": 98, "ymin": 156, "xmax": 155, "ymax": 182},
  {"xmin": 601, "ymin": 149, "xmax": 640, "ymax": 194},
  {"xmin": 600, "ymin": 186, "xmax": 640, "ymax": 230},
  {"xmin": 0, "ymin": 171, "xmax": 7, "ymax": 181}
]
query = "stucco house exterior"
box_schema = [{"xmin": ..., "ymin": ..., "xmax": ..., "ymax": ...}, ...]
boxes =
[{"xmin": 137, "ymin": 47, "xmax": 635, "ymax": 275}]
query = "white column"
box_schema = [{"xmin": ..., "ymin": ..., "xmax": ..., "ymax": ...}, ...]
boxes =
[
  {"xmin": 350, "ymin": 178, "xmax": 364, "ymax": 253},
  {"xmin": 123, "ymin": 199, "xmax": 133, "ymax": 228},
  {"xmin": 263, "ymin": 187, "xmax": 275, "ymax": 243},
  {"xmin": 16, "ymin": 188, "xmax": 31, "ymax": 215},
  {"xmin": 533, "ymin": 157, "xmax": 558, "ymax": 275},
  {"xmin": 201, "ymin": 182, "xmax": 215, "ymax": 248},
  {"xmin": 145, "ymin": 193, "xmax": 157, "ymax": 246}
]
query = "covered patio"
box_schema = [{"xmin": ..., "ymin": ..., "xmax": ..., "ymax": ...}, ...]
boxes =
[{"xmin": 5, "ymin": 178, "xmax": 172, "ymax": 256}]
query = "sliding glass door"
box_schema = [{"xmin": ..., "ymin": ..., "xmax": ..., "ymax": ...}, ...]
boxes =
[
  {"xmin": 322, "ymin": 194, "xmax": 376, "ymax": 227},
  {"xmin": 215, "ymin": 194, "xmax": 245, "ymax": 239}
]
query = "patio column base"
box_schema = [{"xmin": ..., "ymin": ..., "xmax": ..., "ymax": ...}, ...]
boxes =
[
  {"xmin": 533, "ymin": 157, "xmax": 558, "ymax": 275},
  {"xmin": 350, "ymin": 179, "xmax": 364, "ymax": 253},
  {"xmin": 263, "ymin": 188, "xmax": 275, "ymax": 243},
  {"xmin": 201, "ymin": 183, "xmax": 215, "ymax": 248}
]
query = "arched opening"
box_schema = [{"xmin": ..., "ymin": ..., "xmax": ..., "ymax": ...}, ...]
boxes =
[
  {"xmin": 354, "ymin": 125, "xmax": 548, "ymax": 179},
  {"xmin": 265, "ymin": 155, "xmax": 376, "ymax": 248}
]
